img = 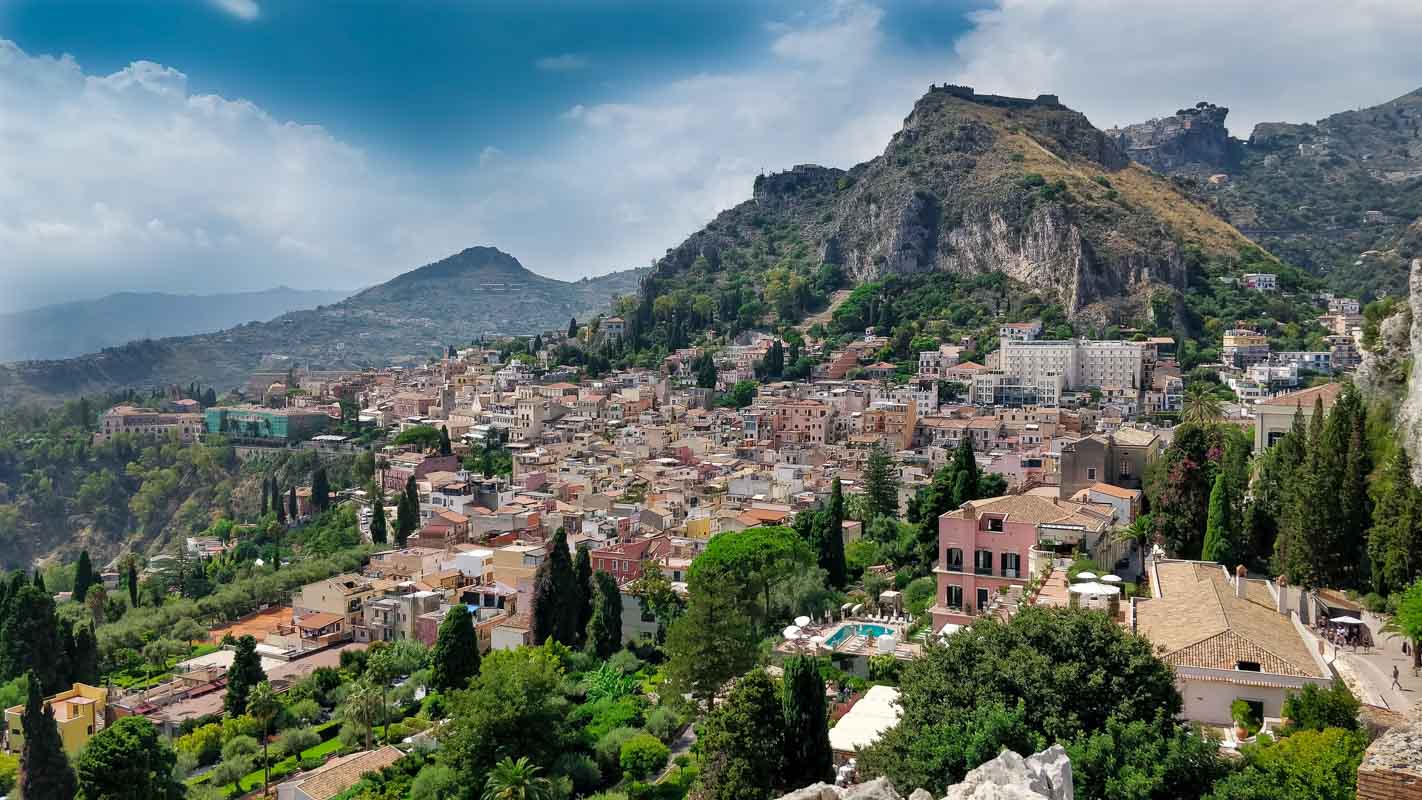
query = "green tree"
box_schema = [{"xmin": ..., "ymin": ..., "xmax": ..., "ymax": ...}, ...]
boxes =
[
  {"xmin": 0, "ymin": 584, "xmax": 65, "ymax": 693},
  {"xmin": 311, "ymin": 466, "xmax": 331, "ymax": 513},
  {"xmin": 1281, "ymin": 681, "xmax": 1359, "ymax": 734},
  {"xmin": 689, "ymin": 526, "xmax": 815, "ymax": 633},
  {"xmin": 696, "ymin": 353, "xmax": 718, "ymax": 389},
  {"xmin": 530, "ymin": 529, "xmax": 578, "ymax": 646},
  {"xmin": 438, "ymin": 426, "xmax": 454, "ymax": 457},
  {"xmin": 482, "ymin": 756, "xmax": 555, "ymax": 800},
  {"xmin": 370, "ymin": 496, "xmax": 388, "ymax": 545},
  {"xmin": 276, "ymin": 481, "xmax": 288, "ymax": 525},
  {"xmin": 126, "ymin": 559, "xmax": 138, "ymax": 608},
  {"xmin": 430, "ymin": 604, "xmax": 481, "ymax": 693},
  {"xmin": 287, "ymin": 485, "xmax": 298, "ymax": 521},
  {"xmin": 696, "ymin": 669, "xmax": 785, "ymax": 800},
  {"xmin": 440, "ymin": 646, "xmax": 571, "ymax": 777},
  {"xmin": 66, "ymin": 622, "xmax": 100, "ymax": 686},
  {"xmin": 665, "ymin": 571, "xmax": 758, "ymax": 707},
  {"xmin": 568, "ymin": 317, "xmax": 579, "ymax": 340},
  {"xmin": 627, "ymin": 562, "xmax": 685, "ymax": 643},
  {"xmin": 339, "ymin": 680, "xmax": 383, "ymax": 752},
  {"xmin": 1370, "ymin": 448, "xmax": 1422, "ymax": 595},
  {"xmin": 573, "ymin": 547, "xmax": 593, "ymax": 649},
  {"xmin": 781, "ymin": 656, "xmax": 832, "ymax": 788},
  {"xmin": 585, "ymin": 571, "xmax": 623, "ymax": 659},
  {"xmin": 1384, "ymin": 578, "xmax": 1422, "ymax": 672},
  {"xmin": 817, "ymin": 479, "xmax": 848, "ymax": 588},
  {"xmin": 859, "ymin": 700, "xmax": 1035, "ymax": 794},
  {"xmin": 74, "ymin": 716, "xmax": 183, "ymax": 800},
  {"xmin": 224, "ymin": 635, "xmax": 267, "ymax": 717},
  {"xmin": 247, "ymin": 681, "xmax": 280, "ymax": 798},
  {"xmin": 1202, "ymin": 471, "xmax": 1238, "ymax": 566},
  {"xmin": 1182, "ymin": 383, "xmax": 1223, "ymax": 426},
  {"xmin": 1205, "ymin": 727, "xmax": 1367, "ymax": 800},
  {"xmin": 620, "ymin": 732, "xmax": 670, "ymax": 780},
  {"xmin": 18, "ymin": 670, "xmax": 77, "ymax": 800},
  {"xmin": 260, "ymin": 475, "xmax": 270, "ymax": 516},
  {"xmin": 862, "ymin": 444, "xmax": 900, "ymax": 518},
  {"xmin": 397, "ymin": 476, "xmax": 420, "ymax": 547},
  {"xmin": 73, "ymin": 550, "xmax": 94, "ymax": 604},
  {"xmin": 1065, "ymin": 716, "xmax": 1229, "ymax": 800}
]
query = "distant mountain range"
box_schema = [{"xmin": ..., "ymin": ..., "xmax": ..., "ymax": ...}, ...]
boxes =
[
  {"xmin": 0, "ymin": 247, "xmax": 645, "ymax": 405},
  {"xmin": 0, "ymin": 287, "xmax": 354, "ymax": 363}
]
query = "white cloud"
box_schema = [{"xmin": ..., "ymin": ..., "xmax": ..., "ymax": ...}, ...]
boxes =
[
  {"xmin": 211, "ymin": 0, "xmax": 260, "ymax": 22},
  {"xmin": 0, "ymin": 39, "xmax": 468, "ymax": 311},
  {"xmin": 535, "ymin": 53, "xmax": 589, "ymax": 72},
  {"xmin": 951, "ymin": 0, "xmax": 1422, "ymax": 135}
]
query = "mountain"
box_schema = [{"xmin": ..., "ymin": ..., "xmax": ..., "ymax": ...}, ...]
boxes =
[
  {"xmin": 0, "ymin": 287, "xmax": 354, "ymax": 363},
  {"xmin": 0, "ymin": 247, "xmax": 645, "ymax": 405},
  {"xmin": 621, "ymin": 84, "xmax": 1259, "ymax": 355},
  {"xmin": 1114, "ymin": 89, "xmax": 1422, "ymax": 300}
]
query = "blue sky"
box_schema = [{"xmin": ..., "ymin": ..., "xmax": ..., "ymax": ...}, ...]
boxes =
[{"xmin": 2, "ymin": 0, "xmax": 1421, "ymax": 311}]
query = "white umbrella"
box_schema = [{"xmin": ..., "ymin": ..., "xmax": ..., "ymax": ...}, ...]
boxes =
[
  {"xmin": 782, "ymin": 625, "xmax": 803, "ymax": 640},
  {"xmin": 841, "ymin": 602, "xmax": 854, "ymax": 612},
  {"xmin": 1330, "ymin": 615, "xmax": 1363, "ymax": 625},
  {"xmin": 1101, "ymin": 575, "xmax": 1123, "ymax": 584},
  {"xmin": 1074, "ymin": 571, "xmax": 1098, "ymax": 581},
  {"xmin": 809, "ymin": 635, "xmax": 825, "ymax": 650},
  {"xmin": 1068, "ymin": 581, "xmax": 1121, "ymax": 596},
  {"xmin": 851, "ymin": 603, "xmax": 864, "ymax": 615},
  {"xmin": 795, "ymin": 615, "xmax": 812, "ymax": 628}
]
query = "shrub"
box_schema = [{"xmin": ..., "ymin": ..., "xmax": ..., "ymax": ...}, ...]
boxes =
[
  {"xmin": 903, "ymin": 577, "xmax": 936, "ymax": 616},
  {"xmin": 411, "ymin": 764, "xmax": 461, "ymax": 800},
  {"xmin": 277, "ymin": 726, "xmax": 321, "ymax": 759},
  {"xmin": 595, "ymin": 726, "xmax": 640, "ymax": 776},
  {"xmin": 608, "ymin": 649, "xmax": 645, "ymax": 675},
  {"xmin": 287, "ymin": 698, "xmax": 322, "ymax": 726},
  {"xmin": 645, "ymin": 706, "xmax": 681, "ymax": 743},
  {"xmin": 1282, "ymin": 681, "xmax": 1360, "ymax": 733},
  {"xmin": 555, "ymin": 752, "xmax": 603, "ymax": 794},
  {"xmin": 577, "ymin": 695, "xmax": 646, "ymax": 743},
  {"xmin": 221, "ymin": 734, "xmax": 259, "ymax": 762},
  {"xmin": 620, "ymin": 733, "xmax": 671, "ymax": 780},
  {"xmin": 208, "ymin": 756, "xmax": 253, "ymax": 787},
  {"xmin": 298, "ymin": 756, "xmax": 325, "ymax": 772}
]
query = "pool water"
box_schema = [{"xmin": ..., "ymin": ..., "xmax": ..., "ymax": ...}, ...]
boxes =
[{"xmin": 824, "ymin": 623, "xmax": 893, "ymax": 649}]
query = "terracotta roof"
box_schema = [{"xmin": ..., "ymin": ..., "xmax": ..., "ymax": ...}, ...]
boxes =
[
  {"xmin": 944, "ymin": 494, "xmax": 1108, "ymax": 530},
  {"xmin": 1085, "ymin": 482, "xmax": 1139, "ymax": 500},
  {"xmin": 290, "ymin": 746, "xmax": 404, "ymax": 800},
  {"xmin": 1257, "ymin": 382, "xmax": 1343, "ymax": 408},
  {"xmin": 1134, "ymin": 561, "xmax": 1325, "ymax": 679},
  {"xmin": 295, "ymin": 612, "xmax": 344, "ymax": 631}
]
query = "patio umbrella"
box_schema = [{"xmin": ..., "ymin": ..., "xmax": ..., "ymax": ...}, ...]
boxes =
[
  {"xmin": 852, "ymin": 603, "xmax": 864, "ymax": 615},
  {"xmin": 1330, "ymin": 615, "xmax": 1363, "ymax": 625},
  {"xmin": 795, "ymin": 615, "xmax": 812, "ymax": 628},
  {"xmin": 1074, "ymin": 571, "xmax": 1098, "ymax": 581},
  {"xmin": 782, "ymin": 625, "xmax": 803, "ymax": 640},
  {"xmin": 1101, "ymin": 575, "xmax": 1123, "ymax": 584}
]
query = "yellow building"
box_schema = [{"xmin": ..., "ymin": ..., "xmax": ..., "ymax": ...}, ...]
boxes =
[
  {"xmin": 684, "ymin": 516, "xmax": 713, "ymax": 539},
  {"xmin": 4, "ymin": 683, "xmax": 109, "ymax": 755}
]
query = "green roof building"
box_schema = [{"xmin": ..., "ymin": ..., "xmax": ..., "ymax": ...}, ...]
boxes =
[{"xmin": 205, "ymin": 405, "xmax": 330, "ymax": 442}]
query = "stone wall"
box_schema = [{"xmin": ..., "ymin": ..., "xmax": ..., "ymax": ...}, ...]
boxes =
[
  {"xmin": 780, "ymin": 746, "xmax": 1073, "ymax": 800},
  {"xmin": 1357, "ymin": 717, "xmax": 1422, "ymax": 800}
]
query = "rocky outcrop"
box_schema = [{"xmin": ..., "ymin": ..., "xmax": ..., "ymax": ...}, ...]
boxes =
[
  {"xmin": 1108, "ymin": 102, "xmax": 1238, "ymax": 174},
  {"xmin": 1396, "ymin": 258, "xmax": 1422, "ymax": 482},
  {"xmin": 778, "ymin": 747, "xmax": 1072, "ymax": 800}
]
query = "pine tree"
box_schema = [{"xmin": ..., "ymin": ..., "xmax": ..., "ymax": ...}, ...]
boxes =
[
  {"xmin": 696, "ymin": 353, "xmax": 718, "ymax": 389},
  {"xmin": 288, "ymin": 485, "xmax": 299, "ymax": 521},
  {"xmin": 18, "ymin": 670, "xmax": 78, "ymax": 800},
  {"xmin": 586, "ymin": 571, "xmax": 623, "ymax": 658},
  {"xmin": 439, "ymin": 426, "xmax": 453, "ymax": 456},
  {"xmin": 396, "ymin": 476, "xmax": 420, "ymax": 546},
  {"xmin": 573, "ymin": 547, "xmax": 594, "ymax": 649},
  {"xmin": 430, "ymin": 605, "xmax": 480, "ymax": 693},
  {"xmin": 1201, "ymin": 471, "xmax": 1235, "ymax": 566},
  {"xmin": 66, "ymin": 623, "xmax": 99, "ymax": 685},
  {"xmin": 569, "ymin": 317, "xmax": 579, "ymax": 340},
  {"xmin": 276, "ymin": 482, "xmax": 288, "ymax": 525},
  {"xmin": 73, "ymin": 550, "xmax": 94, "ymax": 604},
  {"xmin": 531, "ymin": 529, "xmax": 577, "ymax": 646},
  {"xmin": 697, "ymin": 669, "xmax": 785, "ymax": 800},
  {"xmin": 862, "ymin": 444, "xmax": 900, "ymax": 518},
  {"xmin": 370, "ymin": 496, "xmax": 389, "ymax": 545},
  {"xmin": 313, "ymin": 467, "xmax": 332, "ymax": 513},
  {"xmin": 225, "ymin": 635, "xmax": 267, "ymax": 716},
  {"xmin": 260, "ymin": 476, "xmax": 270, "ymax": 516},
  {"xmin": 781, "ymin": 656, "xmax": 833, "ymax": 789}
]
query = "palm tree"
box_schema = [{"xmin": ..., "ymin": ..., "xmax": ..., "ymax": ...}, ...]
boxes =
[
  {"xmin": 341, "ymin": 680, "xmax": 383, "ymax": 752},
  {"xmin": 248, "ymin": 681, "xmax": 281, "ymax": 796},
  {"xmin": 482, "ymin": 757, "xmax": 555, "ymax": 800},
  {"xmin": 1182, "ymin": 382, "xmax": 1223, "ymax": 426}
]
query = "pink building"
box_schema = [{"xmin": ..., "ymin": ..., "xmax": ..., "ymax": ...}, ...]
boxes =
[{"xmin": 931, "ymin": 494, "xmax": 1110, "ymax": 629}]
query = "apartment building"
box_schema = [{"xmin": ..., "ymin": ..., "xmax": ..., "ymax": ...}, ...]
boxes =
[
  {"xmin": 4, "ymin": 683, "xmax": 108, "ymax": 755},
  {"xmin": 93, "ymin": 406, "xmax": 206, "ymax": 444},
  {"xmin": 292, "ymin": 574, "xmax": 376, "ymax": 638},
  {"xmin": 1222, "ymin": 329, "xmax": 1270, "ymax": 368},
  {"xmin": 1242, "ymin": 273, "xmax": 1277, "ymax": 291}
]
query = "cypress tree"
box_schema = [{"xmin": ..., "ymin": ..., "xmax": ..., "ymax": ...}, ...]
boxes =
[
  {"xmin": 370, "ymin": 496, "xmax": 388, "ymax": 545},
  {"xmin": 312, "ymin": 466, "xmax": 331, "ymax": 513},
  {"xmin": 697, "ymin": 669, "xmax": 785, "ymax": 800},
  {"xmin": 73, "ymin": 550, "xmax": 94, "ymax": 604},
  {"xmin": 276, "ymin": 483, "xmax": 288, "ymax": 525},
  {"xmin": 782, "ymin": 655, "xmax": 833, "ymax": 788},
  {"xmin": 531, "ymin": 529, "xmax": 577, "ymax": 646},
  {"xmin": 429, "ymin": 605, "xmax": 480, "ymax": 693},
  {"xmin": 1201, "ymin": 471, "xmax": 1234, "ymax": 566},
  {"xmin": 819, "ymin": 479, "xmax": 848, "ymax": 588},
  {"xmin": 396, "ymin": 476, "xmax": 420, "ymax": 546},
  {"xmin": 260, "ymin": 476, "xmax": 269, "ymax": 516},
  {"xmin": 288, "ymin": 485, "xmax": 299, "ymax": 521},
  {"xmin": 586, "ymin": 571, "xmax": 624, "ymax": 659},
  {"xmin": 67, "ymin": 623, "xmax": 99, "ymax": 685},
  {"xmin": 1369, "ymin": 448, "xmax": 1422, "ymax": 595},
  {"xmin": 573, "ymin": 547, "xmax": 594, "ymax": 648},
  {"xmin": 224, "ymin": 635, "xmax": 267, "ymax": 716},
  {"xmin": 18, "ymin": 670, "xmax": 78, "ymax": 800},
  {"xmin": 438, "ymin": 426, "xmax": 453, "ymax": 457},
  {"xmin": 32, "ymin": 570, "xmax": 45, "ymax": 594},
  {"xmin": 569, "ymin": 317, "xmax": 578, "ymax": 340},
  {"xmin": 126, "ymin": 559, "xmax": 139, "ymax": 608},
  {"xmin": 1, "ymin": 584, "xmax": 65, "ymax": 693}
]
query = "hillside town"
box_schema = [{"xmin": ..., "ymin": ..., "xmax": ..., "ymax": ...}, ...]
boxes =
[{"xmin": 11, "ymin": 293, "xmax": 1416, "ymax": 799}]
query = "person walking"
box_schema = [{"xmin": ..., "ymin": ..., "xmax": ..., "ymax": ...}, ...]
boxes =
[{"xmin": 1392, "ymin": 664, "xmax": 1403, "ymax": 691}]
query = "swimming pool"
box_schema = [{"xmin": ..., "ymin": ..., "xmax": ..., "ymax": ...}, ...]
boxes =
[{"xmin": 824, "ymin": 623, "xmax": 893, "ymax": 649}]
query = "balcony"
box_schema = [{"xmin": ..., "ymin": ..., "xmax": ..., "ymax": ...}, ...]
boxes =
[
  {"xmin": 943, "ymin": 562, "xmax": 963, "ymax": 573},
  {"xmin": 1002, "ymin": 568, "xmax": 1019, "ymax": 579},
  {"xmin": 974, "ymin": 567, "xmax": 993, "ymax": 576}
]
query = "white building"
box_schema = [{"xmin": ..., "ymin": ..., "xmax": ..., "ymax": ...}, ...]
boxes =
[
  {"xmin": 1242, "ymin": 273, "xmax": 1277, "ymax": 291},
  {"xmin": 997, "ymin": 338, "xmax": 1145, "ymax": 405}
]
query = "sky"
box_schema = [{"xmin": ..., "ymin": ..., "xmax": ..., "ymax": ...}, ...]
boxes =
[{"xmin": 2, "ymin": 0, "xmax": 1422, "ymax": 312}]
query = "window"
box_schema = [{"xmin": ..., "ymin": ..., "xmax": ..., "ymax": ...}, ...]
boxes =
[
  {"xmin": 1119, "ymin": 461, "xmax": 1131, "ymax": 479},
  {"xmin": 946, "ymin": 585, "xmax": 963, "ymax": 609},
  {"xmin": 976, "ymin": 587, "xmax": 990, "ymax": 611},
  {"xmin": 974, "ymin": 550, "xmax": 993, "ymax": 576},
  {"xmin": 945, "ymin": 548, "xmax": 964, "ymax": 572},
  {"xmin": 1001, "ymin": 552, "xmax": 1021, "ymax": 578},
  {"xmin": 1087, "ymin": 467, "xmax": 1097, "ymax": 481},
  {"xmin": 1236, "ymin": 660, "xmax": 1261, "ymax": 672},
  {"xmin": 986, "ymin": 517, "xmax": 1004, "ymax": 532}
]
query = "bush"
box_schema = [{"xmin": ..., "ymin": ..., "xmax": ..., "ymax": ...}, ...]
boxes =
[
  {"xmin": 620, "ymin": 733, "xmax": 671, "ymax": 780},
  {"xmin": 411, "ymin": 763, "xmax": 461, "ymax": 800},
  {"xmin": 298, "ymin": 756, "xmax": 325, "ymax": 772},
  {"xmin": 1282, "ymin": 681, "xmax": 1360, "ymax": 733},
  {"xmin": 555, "ymin": 752, "xmax": 603, "ymax": 794},
  {"xmin": 208, "ymin": 756, "xmax": 253, "ymax": 787},
  {"xmin": 277, "ymin": 726, "xmax": 321, "ymax": 759},
  {"xmin": 645, "ymin": 706, "xmax": 681, "ymax": 743},
  {"xmin": 903, "ymin": 577, "xmax": 936, "ymax": 616},
  {"xmin": 608, "ymin": 649, "xmax": 645, "ymax": 675},
  {"xmin": 287, "ymin": 698, "xmax": 322, "ymax": 726},
  {"xmin": 577, "ymin": 695, "xmax": 646, "ymax": 743},
  {"xmin": 595, "ymin": 726, "xmax": 640, "ymax": 776},
  {"xmin": 221, "ymin": 734, "xmax": 259, "ymax": 762}
]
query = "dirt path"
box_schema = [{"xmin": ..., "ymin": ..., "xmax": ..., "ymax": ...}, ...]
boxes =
[{"xmin": 796, "ymin": 289, "xmax": 852, "ymax": 333}]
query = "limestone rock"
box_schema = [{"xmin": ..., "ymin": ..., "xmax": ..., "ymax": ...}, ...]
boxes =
[
  {"xmin": 942, "ymin": 746, "xmax": 1073, "ymax": 800},
  {"xmin": 779, "ymin": 783, "xmax": 843, "ymax": 800},
  {"xmin": 909, "ymin": 789, "xmax": 935, "ymax": 800},
  {"xmin": 1398, "ymin": 258, "xmax": 1422, "ymax": 482},
  {"xmin": 842, "ymin": 777, "xmax": 902, "ymax": 800},
  {"xmin": 1107, "ymin": 102, "xmax": 1238, "ymax": 174}
]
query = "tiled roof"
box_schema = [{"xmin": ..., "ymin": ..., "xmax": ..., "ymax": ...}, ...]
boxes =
[
  {"xmin": 1257, "ymin": 382, "xmax": 1343, "ymax": 408},
  {"xmin": 1134, "ymin": 561, "xmax": 1325, "ymax": 679},
  {"xmin": 291, "ymin": 746, "xmax": 404, "ymax": 800},
  {"xmin": 944, "ymin": 494, "xmax": 1108, "ymax": 530}
]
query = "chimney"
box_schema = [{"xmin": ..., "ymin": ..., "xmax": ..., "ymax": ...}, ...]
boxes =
[{"xmin": 1234, "ymin": 565, "xmax": 1247, "ymax": 599}]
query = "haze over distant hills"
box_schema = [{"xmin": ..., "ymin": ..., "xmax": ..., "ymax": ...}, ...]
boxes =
[
  {"xmin": 0, "ymin": 247, "xmax": 645, "ymax": 405},
  {"xmin": 0, "ymin": 287, "xmax": 355, "ymax": 363}
]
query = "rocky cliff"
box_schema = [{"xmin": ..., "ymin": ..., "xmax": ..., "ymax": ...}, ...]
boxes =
[
  {"xmin": 642, "ymin": 85, "xmax": 1252, "ymax": 326},
  {"xmin": 1394, "ymin": 258, "xmax": 1422, "ymax": 481},
  {"xmin": 780, "ymin": 746, "xmax": 1073, "ymax": 800},
  {"xmin": 1106, "ymin": 102, "xmax": 1238, "ymax": 174}
]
